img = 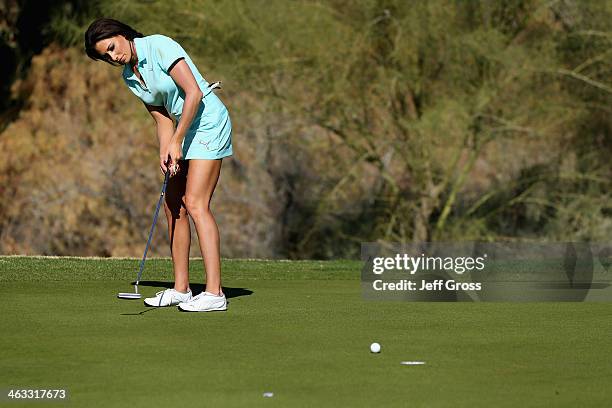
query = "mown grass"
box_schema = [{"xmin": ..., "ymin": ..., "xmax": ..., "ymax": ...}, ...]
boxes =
[{"xmin": 1, "ymin": 257, "xmax": 611, "ymax": 407}]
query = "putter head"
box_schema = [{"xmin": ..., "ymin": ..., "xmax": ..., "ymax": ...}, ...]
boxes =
[{"xmin": 117, "ymin": 292, "xmax": 142, "ymax": 300}]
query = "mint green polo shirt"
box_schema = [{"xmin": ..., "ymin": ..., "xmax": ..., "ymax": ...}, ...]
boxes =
[{"xmin": 122, "ymin": 34, "xmax": 212, "ymax": 122}]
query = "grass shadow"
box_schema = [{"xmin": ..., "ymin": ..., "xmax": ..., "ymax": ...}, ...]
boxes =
[{"xmin": 120, "ymin": 308, "xmax": 159, "ymax": 316}]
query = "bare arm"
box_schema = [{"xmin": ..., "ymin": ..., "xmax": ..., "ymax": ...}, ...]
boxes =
[
  {"xmin": 145, "ymin": 103, "xmax": 175, "ymax": 173},
  {"xmin": 168, "ymin": 59, "xmax": 203, "ymax": 146}
]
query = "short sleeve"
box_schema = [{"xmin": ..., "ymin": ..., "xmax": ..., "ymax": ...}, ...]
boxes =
[{"xmin": 153, "ymin": 35, "xmax": 188, "ymax": 74}]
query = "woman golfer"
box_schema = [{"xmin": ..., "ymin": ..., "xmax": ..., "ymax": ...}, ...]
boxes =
[{"xmin": 85, "ymin": 18, "xmax": 229, "ymax": 312}]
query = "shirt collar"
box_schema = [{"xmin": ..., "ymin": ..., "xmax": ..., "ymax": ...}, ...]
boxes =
[
  {"xmin": 133, "ymin": 37, "xmax": 148, "ymax": 68},
  {"xmin": 123, "ymin": 37, "xmax": 148, "ymax": 80}
]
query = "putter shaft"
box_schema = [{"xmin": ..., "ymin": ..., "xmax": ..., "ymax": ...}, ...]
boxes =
[{"xmin": 135, "ymin": 170, "xmax": 170, "ymax": 286}]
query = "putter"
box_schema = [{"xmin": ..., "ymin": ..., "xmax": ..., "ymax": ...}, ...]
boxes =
[{"xmin": 118, "ymin": 167, "xmax": 171, "ymax": 299}]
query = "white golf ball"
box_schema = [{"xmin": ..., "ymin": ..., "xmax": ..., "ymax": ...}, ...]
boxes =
[{"xmin": 370, "ymin": 342, "xmax": 381, "ymax": 353}]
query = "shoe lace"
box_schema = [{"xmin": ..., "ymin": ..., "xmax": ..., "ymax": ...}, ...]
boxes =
[
  {"xmin": 191, "ymin": 292, "xmax": 207, "ymax": 301},
  {"xmin": 191, "ymin": 292, "xmax": 225, "ymax": 302},
  {"xmin": 155, "ymin": 288, "xmax": 191, "ymax": 299}
]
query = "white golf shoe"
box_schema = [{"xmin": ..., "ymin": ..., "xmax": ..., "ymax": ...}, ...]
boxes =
[
  {"xmin": 144, "ymin": 288, "xmax": 192, "ymax": 307},
  {"xmin": 178, "ymin": 291, "xmax": 227, "ymax": 312}
]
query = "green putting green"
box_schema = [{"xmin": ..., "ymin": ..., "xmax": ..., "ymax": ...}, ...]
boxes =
[{"xmin": 1, "ymin": 257, "xmax": 610, "ymax": 407}]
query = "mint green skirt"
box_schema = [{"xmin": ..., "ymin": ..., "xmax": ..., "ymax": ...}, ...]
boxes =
[{"xmin": 181, "ymin": 91, "xmax": 233, "ymax": 160}]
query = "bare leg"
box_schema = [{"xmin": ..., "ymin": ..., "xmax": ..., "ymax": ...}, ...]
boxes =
[
  {"xmin": 184, "ymin": 159, "xmax": 223, "ymax": 295},
  {"xmin": 163, "ymin": 160, "xmax": 190, "ymax": 292}
]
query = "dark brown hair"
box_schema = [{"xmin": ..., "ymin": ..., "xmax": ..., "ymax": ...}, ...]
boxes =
[{"xmin": 84, "ymin": 18, "xmax": 144, "ymax": 65}]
